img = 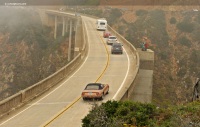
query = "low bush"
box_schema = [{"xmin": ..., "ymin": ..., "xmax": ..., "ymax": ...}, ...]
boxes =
[
  {"xmin": 176, "ymin": 21, "xmax": 194, "ymax": 33},
  {"xmin": 170, "ymin": 17, "xmax": 177, "ymax": 24},
  {"xmin": 82, "ymin": 101, "xmax": 156, "ymax": 126},
  {"xmin": 82, "ymin": 101, "xmax": 200, "ymax": 127},
  {"xmin": 136, "ymin": 10, "xmax": 148, "ymax": 16},
  {"xmin": 178, "ymin": 36, "xmax": 191, "ymax": 47}
]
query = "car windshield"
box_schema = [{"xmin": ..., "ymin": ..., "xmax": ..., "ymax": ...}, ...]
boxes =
[
  {"xmin": 100, "ymin": 22, "xmax": 105, "ymax": 25},
  {"xmin": 85, "ymin": 84, "xmax": 100, "ymax": 90},
  {"xmin": 113, "ymin": 45, "xmax": 121, "ymax": 48},
  {"xmin": 109, "ymin": 36, "xmax": 116, "ymax": 39}
]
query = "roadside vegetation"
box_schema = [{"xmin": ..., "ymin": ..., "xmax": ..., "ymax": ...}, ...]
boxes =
[
  {"xmin": 82, "ymin": 100, "xmax": 200, "ymax": 127},
  {"xmin": 1, "ymin": 5, "xmax": 199, "ymax": 126},
  {"xmin": 85, "ymin": 7, "xmax": 200, "ymax": 106},
  {"xmin": 82, "ymin": 6, "xmax": 200, "ymax": 126}
]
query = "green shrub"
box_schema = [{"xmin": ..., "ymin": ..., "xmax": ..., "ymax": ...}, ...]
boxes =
[
  {"xmin": 194, "ymin": 13, "xmax": 200, "ymax": 24},
  {"xmin": 177, "ymin": 67, "xmax": 187, "ymax": 77},
  {"xmin": 136, "ymin": 10, "xmax": 148, "ymax": 16},
  {"xmin": 84, "ymin": 9, "xmax": 103, "ymax": 17},
  {"xmin": 170, "ymin": 17, "xmax": 177, "ymax": 24},
  {"xmin": 102, "ymin": 100, "xmax": 119, "ymax": 117},
  {"xmin": 118, "ymin": 25, "xmax": 125, "ymax": 35},
  {"xmin": 82, "ymin": 101, "xmax": 156, "ymax": 126},
  {"xmin": 176, "ymin": 21, "xmax": 194, "ymax": 33},
  {"xmin": 190, "ymin": 50, "xmax": 200, "ymax": 63},
  {"xmin": 159, "ymin": 51, "xmax": 169, "ymax": 60},
  {"xmin": 82, "ymin": 101, "xmax": 200, "ymax": 127},
  {"xmin": 178, "ymin": 36, "xmax": 191, "ymax": 47},
  {"xmin": 84, "ymin": 0, "xmax": 100, "ymax": 5},
  {"xmin": 107, "ymin": 9, "xmax": 122, "ymax": 25}
]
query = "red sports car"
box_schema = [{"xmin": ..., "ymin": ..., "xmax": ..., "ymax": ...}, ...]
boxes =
[
  {"xmin": 103, "ymin": 31, "xmax": 111, "ymax": 38},
  {"xmin": 81, "ymin": 83, "xmax": 109, "ymax": 100}
]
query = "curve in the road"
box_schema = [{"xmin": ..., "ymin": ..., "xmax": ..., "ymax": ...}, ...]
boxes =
[
  {"xmin": 43, "ymin": 20, "xmax": 111, "ymax": 127},
  {"xmin": 0, "ymin": 14, "xmax": 134, "ymax": 127}
]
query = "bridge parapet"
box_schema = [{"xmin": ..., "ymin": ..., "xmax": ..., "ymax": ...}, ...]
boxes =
[
  {"xmin": 72, "ymin": 12, "xmax": 153, "ymax": 102},
  {"xmin": 107, "ymin": 26, "xmax": 140, "ymax": 101},
  {"xmin": 0, "ymin": 11, "xmax": 153, "ymax": 118},
  {"xmin": 108, "ymin": 24, "xmax": 154, "ymax": 102},
  {"xmin": 0, "ymin": 13, "xmax": 88, "ymax": 118}
]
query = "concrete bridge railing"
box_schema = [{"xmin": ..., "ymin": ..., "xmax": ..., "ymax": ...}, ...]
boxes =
[
  {"xmin": 78, "ymin": 13, "xmax": 140, "ymax": 101},
  {"xmin": 0, "ymin": 15, "xmax": 89, "ymax": 118},
  {"xmin": 0, "ymin": 11, "xmax": 142, "ymax": 117},
  {"xmin": 107, "ymin": 26, "xmax": 140, "ymax": 101}
]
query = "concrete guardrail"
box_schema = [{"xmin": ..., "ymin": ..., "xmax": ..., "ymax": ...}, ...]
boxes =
[
  {"xmin": 107, "ymin": 26, "xmax": 140, "ymax": 101},
  {"xmin": 0, "ymin": 16, "xmax": 89, "ymax": 118},
  {"xmin": 0, "ymin": 11, "xmax": 139, "ymax": 118},
  {"xmin": 78, "ymin": 12, "xmax": 140, "ymax": 100}
]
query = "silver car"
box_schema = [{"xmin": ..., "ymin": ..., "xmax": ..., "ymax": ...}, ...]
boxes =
[{"xmin": 107, "ymin": 36, "xmax": 117, "ymax": 45}]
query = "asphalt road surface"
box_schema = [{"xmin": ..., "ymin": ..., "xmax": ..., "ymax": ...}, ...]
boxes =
[{"xmin": 0, "ymin": 14, "xmax": 136, "ymax": 127}]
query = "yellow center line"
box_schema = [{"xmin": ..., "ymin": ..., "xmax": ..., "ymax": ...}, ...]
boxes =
[
  {"xmin": 95, "ymin": 30, "xmax": 110, "ymax": 83},
  {"xmin": 43, "ymin": 96, "xmax": 81, "ymax": 127},
  {"xmin": 43, "ymin": 21, "xmax": 110, "ymax": 127}
]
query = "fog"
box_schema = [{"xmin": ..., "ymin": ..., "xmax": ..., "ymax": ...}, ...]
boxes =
[{"xmin": 0, "ymin": 6, "xmax": 41, "ymax": 34}]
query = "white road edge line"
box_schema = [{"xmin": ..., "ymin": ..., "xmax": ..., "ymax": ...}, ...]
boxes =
[
  {"xmin": 0, "ymin": 20, "xmax": 91, "ymax": 126},
  {"xmin": 113, "ymin": 45, "xmax": 130, "ymax": 100}
]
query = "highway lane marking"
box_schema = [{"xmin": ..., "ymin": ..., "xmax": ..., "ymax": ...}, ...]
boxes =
[
  {"xmin": 94, "ymin": 32, "xmax": 110, "ymax": 83},
  {"xmin": 43, "ymin": 96, "xmax": 81, "ymax": 127},
  {"xmin": 28, "ymin": 102, "xmax": 72, "ymax": 105},
  {"xmin": 43, "ymin": 19, "xmax": 131, "ymax": 126},
  {"xmin": 112, "ymin": 43, "xmax": 130, "ymax": 100},
  {"xmin": 0, "ymin": 20, "xmax": 90, "ymax": 127},
  {"xmin": 43, "ymin": 15, "xmax": 131, "ymax": 126},
  {"xmin": 43, "ymin": 18, "xmax": 110, "ymax": 127},
  {"xmin": 0, "ymin": 17, "xmax": 129, "ymax": 127}
]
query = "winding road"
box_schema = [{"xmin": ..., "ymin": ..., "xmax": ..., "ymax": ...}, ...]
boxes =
[{"xmin": 0, "ymin": 14, "xmax": 136, "ymax": 127}]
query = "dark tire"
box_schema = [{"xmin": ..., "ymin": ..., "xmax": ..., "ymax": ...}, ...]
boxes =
[
  {"xmin": 100, "ymin": 93, "xmax": 104, "ymax": 100},
  {"xmin": 83, "ymin": 97, "xmax": 86, "ymax": 101}
]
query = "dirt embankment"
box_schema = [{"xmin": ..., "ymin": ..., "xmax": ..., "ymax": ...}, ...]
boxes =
[{"xmin": 110, "ymin": 6, "xmax": 200, "ymax": 106}]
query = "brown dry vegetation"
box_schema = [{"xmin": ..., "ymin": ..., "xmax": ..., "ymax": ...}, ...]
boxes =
[
  {"xmin": 0, "ymin": 7, "xmax": 72, "ymax": 101},
  {"xmin": 87, "ymin": 6, "xmax": 200, "ymax": 106}
]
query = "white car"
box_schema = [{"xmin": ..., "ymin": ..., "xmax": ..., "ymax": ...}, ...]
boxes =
[{"xmin": 107, "ymin": 36, "xmax": 117, "ymax": 45}]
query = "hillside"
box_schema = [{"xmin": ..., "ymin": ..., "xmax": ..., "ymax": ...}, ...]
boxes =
[
  {"xmin": 40, "ymin": 0, "xmax": 200, "ymax": 6},
  {"xmin": 80, "ymin": 6, "xmax": 200, "ymax": 106},
  {"xmin": 0, "ymin": 5, "xmax": 199, "ymax": 105},
  {"xmin": 118, "ymin": 8, "xmax": 200, "ymax": 106},
  {"xmin": 0, "ymin": 7, "xmax": 71, "ymax": 101}
]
